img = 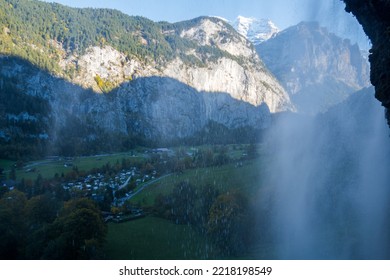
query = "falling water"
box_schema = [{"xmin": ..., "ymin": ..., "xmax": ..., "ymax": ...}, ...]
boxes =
[
  {"xmin": 265, "ymin": 86, "xmax": 390, "ymax": 259},
  {"xmin": 302, "ymin": 0, "xmax": 370, "ymax": 49},
  {"xmin": 257, "ymin": 0, "xmax": 390, "ymax": 260}
]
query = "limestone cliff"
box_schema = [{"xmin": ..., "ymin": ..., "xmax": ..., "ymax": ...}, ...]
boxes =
[
  {"xmin": 0, "ymin": 56, "xmax": 271, "ymax": 157},
  {"xmin": 0, "ymin": 1, "xmax": 291, "ymax": 157},
  {"xmin": 60, "ymin": 17, "xmax": 291, "ymax": 113}
]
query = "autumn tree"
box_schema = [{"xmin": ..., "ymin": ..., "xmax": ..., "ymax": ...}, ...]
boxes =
[
  {"xmin": 42, "ymin": 198, "xmax": 107, "ymax": 259},
  {"xmin": 207, "ymin": 191, "xmax": 251, "ymax": 255}
]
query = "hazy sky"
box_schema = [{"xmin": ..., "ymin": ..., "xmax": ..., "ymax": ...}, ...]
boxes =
[{"xmin": 39, "ymin": 0, "xmax": 370, "ymax": 49}]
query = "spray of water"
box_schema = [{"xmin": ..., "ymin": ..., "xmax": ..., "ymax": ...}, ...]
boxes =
[
  {"xmin": 265, "ymin": 87, "xmax": 390, "ymax": 259},
  {"xmin": 304, "ymin": 0, "xmax": 371, "ymax": 49}
]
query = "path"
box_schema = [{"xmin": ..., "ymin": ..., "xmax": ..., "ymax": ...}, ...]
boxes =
[
  {"xmin": 128, "ymin": 173, "xmax": 172, "ymax": 199},
  {"xmin": 118, "ymin": 175, "xmax": 132, "ymax": 190}
]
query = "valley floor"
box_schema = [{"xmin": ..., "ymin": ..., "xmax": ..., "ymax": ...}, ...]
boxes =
[{"xmin": 0, "ymin": 144, "xmax": 269, "ymax": 259}]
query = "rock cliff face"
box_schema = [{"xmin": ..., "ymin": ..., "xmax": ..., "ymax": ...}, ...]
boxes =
[
  {"xmin": 257, "ymin": 21, "xmax": 370, "ymax": 114},
  {"xmin": 61, "ymin": 17, "xmax": 291, "ymax": 113},
  {"xmin": 0, "ymin": 0, "xmax": 294, "ymax": 157},
  {"xmin": 162, "ymin": 17, "xmax": 290, "ymax": 112},
  {"xmin": 0, "ymin": 7, "xmax": 296, "ymax": 157},
  {"xmin": 342, "ymin": 0, "xmax": 390, "ymax": 123},
  {"xmin": 58, "ymin": 17, "xmax": 291, "ymax": 131},
  {"xmin": 60, "ymin": 45, "xmax": 158, "ymax": 92},
  {"xmin": 0, "ymin": 56, "xmax": 271, "ymax": 156}
]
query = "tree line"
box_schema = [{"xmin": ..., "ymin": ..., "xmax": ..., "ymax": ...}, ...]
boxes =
[{"xmin": 0, "ymin": 190, "xmax": 107, "ymax": 259}]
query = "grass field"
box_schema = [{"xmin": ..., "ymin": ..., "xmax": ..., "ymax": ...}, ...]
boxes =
[
  {"xmin": 1, "ymin": 144, "xmax": 263, "ymax": 183},
  {"xmin": 0, "ymin": 159, "xmax": 14, "ymax": 170},
  {"xmin": 105, "ymin": 216, "xmax": 221, "ymax": 259},
  {"xmin": 105, "ymin": 154, "xmax": 271, "ymax": 260},
  {"xmin": 1, "ymin": 144, "xmax": 271, "ymax": 259},
  {"xmin": 7, "ymin": 153, "xmax": 146, "ymax": 181},
  {"xmin": 131, "ymin": 158, "xmax": 268, "ymax": 207}
]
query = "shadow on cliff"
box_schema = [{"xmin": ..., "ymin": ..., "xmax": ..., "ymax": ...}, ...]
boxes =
[{"xmin": 0, "ymin": 55, "xmax": 270, "ymax": 159}]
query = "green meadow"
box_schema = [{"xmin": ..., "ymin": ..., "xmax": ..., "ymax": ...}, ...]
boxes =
[{"xmin": 105, "ymin": 216, "xmax": 221, "ymax": 259}]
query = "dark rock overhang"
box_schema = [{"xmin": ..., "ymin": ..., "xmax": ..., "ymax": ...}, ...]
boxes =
[{"xmin": 343, "ymin": 0, "xmax": 390, "ymax": 124}]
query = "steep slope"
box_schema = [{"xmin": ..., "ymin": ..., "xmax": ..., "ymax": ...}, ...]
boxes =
[
  {"xmin": 0, "ymin": 0, "xmax": 295, "ymax": 158},
  {"xmin": 232, "ymin": 16, "xmax": 279, "ymax": 45},
  {"xmin": 63, "ymin": 16, "xmax": 292, "ymax": 112},
  {"xmin": 0, "ymin": 0, "xmax": 292, "ymax": 113},
  {"xmin": 0, "ymin": 56, "xmax": 271, "ymax": 158},
  {"xmin": 162, "ymin": 17, "xmax": 290, "ymax": 112},
  {"xmin": 257, "ymin": 21, "xmax": 370, "ymax": 114}
]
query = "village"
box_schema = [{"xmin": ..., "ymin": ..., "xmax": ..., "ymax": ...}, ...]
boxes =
[
  {"xmin": 61, "ymin": 166, "xmax": 158, "ymax": 200},
  {"xmin": 1, "ymin": 145, "xmax": 251, "ymax": 223},
  {"xmin": 60, "ymin": 152, "xmax": 167, "ymax": 222}
]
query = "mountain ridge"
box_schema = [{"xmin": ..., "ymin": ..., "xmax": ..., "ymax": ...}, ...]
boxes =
[{"xmin": 257, "ymin": 21, "xmax": 370, "ymax": 114}]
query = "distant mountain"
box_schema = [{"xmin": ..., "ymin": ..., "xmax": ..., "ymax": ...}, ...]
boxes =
[
  {"xmin": 232, "ymin": 16, "xmax": 279, "ymax": 45},
  {"xmin": 257, "ymin": 21, "xmax": 370, "ymax": 114},
  {"xmin": 0, "ymin": 0, "xmax": 293, "ymax": 158}
]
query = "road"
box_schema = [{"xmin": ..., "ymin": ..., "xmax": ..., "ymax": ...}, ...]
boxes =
[
  {"xmin": 118, "ymin": 175, "xmax": 132, "ymax": 190},
  {"xmin": 127, "ymin": 173, "xmax": 172, "ymax": 199}
]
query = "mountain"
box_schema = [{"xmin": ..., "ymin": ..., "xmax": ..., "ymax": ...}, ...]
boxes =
[
  {"xmin": 0, "ymin": 0, "xmax": 291, "ymax": 112},
  {"xmin": 232, "ymin": 16, "xmax": 279, "ymax": 45},
  {"xmin": 256, "ymin": 21, "xmax": 370, "ymax": 114},
  {"xmin": 0, "ymin": 0, "xmax": 292, "ymax": 158},
  {"xmin": 0, "ymin": 56, "xmax": 272, "ymax": 157}
]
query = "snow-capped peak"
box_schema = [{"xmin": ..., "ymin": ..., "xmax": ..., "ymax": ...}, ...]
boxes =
[{"xmin": 232, "ymin": 16, "xmax": 279, "ymax": 45}]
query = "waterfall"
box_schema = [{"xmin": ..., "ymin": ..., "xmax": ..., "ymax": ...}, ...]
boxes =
[{"xmin": 265, "ymin": 88, "xmax": 390, "ymax": 259}]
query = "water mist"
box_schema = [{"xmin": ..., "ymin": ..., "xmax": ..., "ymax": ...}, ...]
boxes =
[{"xmin": 264, "ymin": 87, "xmax": 390, "ymax": 259}]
